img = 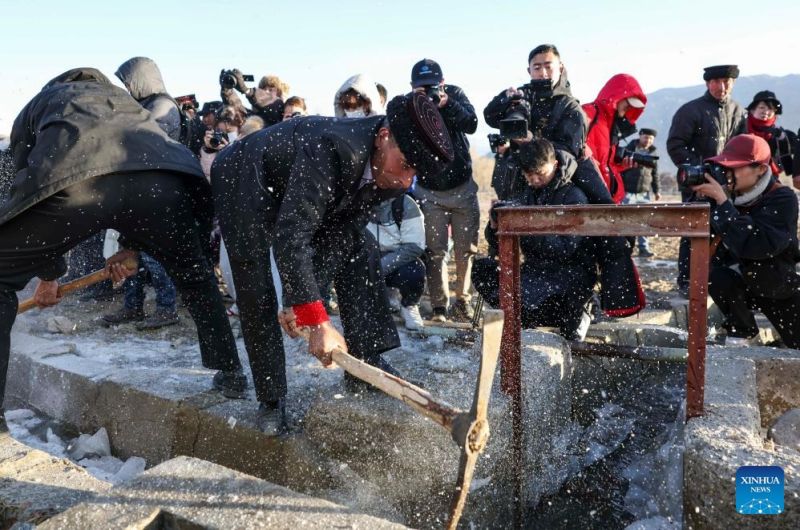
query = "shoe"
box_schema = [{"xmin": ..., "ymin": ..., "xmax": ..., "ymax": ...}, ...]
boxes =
[
  {"xmin": 136, "ymin": 308, "xmax": 179, "ymax": 330},
  {"xmin": 638, "ymin": 248, "xmax": 654, "ymax": 258},
  {"xmin": 101, "ymin": 307, "xmax": 145, "ymax": 326},
  {"xmin": 344, "ymin": 357, "xmax": 402, "ymax": 394},
  {"xmin": 449, "ymin": 298, "xmax": 475, "ymax": 322},
  {"xmin": 257, "ymin": 400, "xmax": 287, "ymax": 435},
  {"xmin": 401, "ymin": 305, "xmax": 424, "ymax": 331},
  {"xmin": 569, "ymin": 310, "xmax": 592, "ymax": 341},
  {"xmin": 430, "ymin": 307, "xmax": 448, "ymax": 323},
  {"xmin": 212, "ymin": 368, "xmax": 249, "ymax": 399}
]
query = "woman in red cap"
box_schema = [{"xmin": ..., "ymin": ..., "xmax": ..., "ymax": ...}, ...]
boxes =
[
  {"xmin": 692, "ymin": 134, "xmax": 800, "ymax": 348},
  {"xmin": 745, "ymin": 90, "xmax": 800, "ymax": 187}
]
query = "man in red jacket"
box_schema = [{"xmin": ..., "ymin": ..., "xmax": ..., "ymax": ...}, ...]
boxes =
[{"xmin": 582, "ymin": 74, "xmax": 647, "ymax": 204}]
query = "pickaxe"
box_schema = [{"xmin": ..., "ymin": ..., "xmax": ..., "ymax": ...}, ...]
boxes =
[
  {"xmin": 316, "ymin": 309, "xmax": 504, "ymax": 529},
  {"xmin": 16, "ymin": 257, "xmax": 138, "ymax": 314}
]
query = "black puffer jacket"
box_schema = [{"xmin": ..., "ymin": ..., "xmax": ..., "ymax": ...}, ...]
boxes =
[
  {"xmin": 667, "ymin": 91, "xmax": 747, "ymax": 165},
  {"xmin": 621, "ymin": 141, "xmax": 660, "ymax": 194},
  {"xmin": 2, "ymin": 68, "xmax": 205, "ymax": 226},
  {"xmin": 484, "ymin": 70, "xmax": 586, "ymax": 158},
  {"xmin": 115, "ymin": 57, "xmax": 182, "ymax": 141},
  {"xmin": 211, "ymin": 116, "xmax": 404, "ymax": 306},
  {"xmin": 711, "ymin": 175, "xmax": 800, "ymax": 299},
  {"xmin": 416, "ymin": 85, "xmax": 478, "ymax": 191}
]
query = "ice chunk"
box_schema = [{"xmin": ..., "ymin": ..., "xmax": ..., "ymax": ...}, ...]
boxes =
[
  {"xmin": 67, "ymin": 427, "xmax": 111, "ymax": 460},
  {"xmin": 47, "ymin": 316, "xmax": 76, "ymax": 334},
  {"xmin": 112, "ymin": 456, "xmax": 146, "ymax": 484}
]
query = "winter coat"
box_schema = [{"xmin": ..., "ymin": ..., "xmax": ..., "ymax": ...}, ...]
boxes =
[
  {"xmin": 621, "ymin": 140, "xmax": 660, "ymax": 194},
  {"xmin": 333, "ymin": 74, "xmax": 385, "ymax": 117},
  {"xmin": 210, "ymin": 115, "xmax": 404, "ymax": 307},
  {"xmin": 416, "ymin": 85, "xmax": 478, "ymax": 191},
  {"xmin": 667, "ymin": 91, "xmax": 747, "ymax": 166},
  {"xmin": 711, "ymin": 173, "xmax": 800, "ymax": 299},
  {"xmin": 115, "ymin": 57, "xmax": 182, "ymax": 141},
  {"xmin": 2, "ymin": 68, "xmax": 205, "ymax": 226},
  {"xmin": 484, "ymin": 69, "xmax": 586, "ymax": 158},
  {"xmin": 367, "ymin": 195, "xmax": 426, "ymax": 275},
  {"xmin": 582, "ymin": 74, "xmax": 647, "ymax": 204},
  {"xmin": 0, "ymin": 148, "xmax": 12, "ymax": 202},
  {"xmin": 486, "ymin": 155, "xmax": 597, "ymax": 309}
]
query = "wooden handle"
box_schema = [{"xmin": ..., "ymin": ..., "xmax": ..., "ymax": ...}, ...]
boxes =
[
  {"xmin": 17, "ymin": 257, "xmax": 138, "ymax": 314},
  {"xmin": 330, "ymin": 348, "xmax": 462, "ymax": 431}
]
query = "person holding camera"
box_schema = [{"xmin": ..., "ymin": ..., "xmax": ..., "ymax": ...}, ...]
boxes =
[
  {"xmin": 220, "ymin": 70, "xmax": 288, "ymax": 127},
  {"xmin": 283, "ymin": 96, "xmax": 308, "ymax": 121},
  {"xmin": 667, "ymin": 64, "xmax": 748, "ymax": 295},
  {"xmin": 582, "ymin": 73, "xmax": 648, "ymax": 205},
  {"xmin": 745, "ymin": 91, "xmax": 800, "ymax": 188},
  {"xmin": 691, "ymin": 134, "xmax": 800, "ymax": 348},
  {"xmin": 407, "ymin": 58, "xmax": 479, "ymax": 322},
  {"xmin": 484, "ymin": 44, "xmax": 586, "ymax": 200},
  {"xmin": 472, "ymin": 137, "xmax": 597, "ymax": 340},
  {"xmin": 210, "ymin": 92, "xmax": 453, "ymax": 433},
  {"xmin": 621, "ymin": 128, "xmax": 661, "ymax": 257}
]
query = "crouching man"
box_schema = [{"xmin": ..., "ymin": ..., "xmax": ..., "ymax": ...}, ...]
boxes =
[
  {"xmin": 472, "ymin": 137, "xmax": 597, "ymax": 339},
  {"xmin": 0, "ymin": 69, "xmax": 247, "ymax": 431},
  {"xmin": 692, "ymin": 134, "xmax": 800, "ymax": 348},
  {"xmin": 211, "ymin": 93, "xmax": 453, "ymax": 433}
]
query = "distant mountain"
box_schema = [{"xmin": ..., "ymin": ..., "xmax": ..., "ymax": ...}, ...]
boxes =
[{"xmin": 634, "ymin": 74, "xmax": 800, "ymax": 176}]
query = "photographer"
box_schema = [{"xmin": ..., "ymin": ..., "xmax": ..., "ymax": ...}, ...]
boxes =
[
  {"xmin": 692, "ymin": 134, "xmax": 800, "ymax": 348},
  {"xmin": 667, "ymin": 64, "xmax": 747, "ymax": 295},
  {"xmin": 745, "ymin": 91, "xmax": 800, "ymax": 189},
  {"xmin": 621, "ymin": 128, "xmax": 661, "ymax": 257},
  {"xmin": 484, "ymin": 44, "xmax": 586, "ymax": 200},
  {"xmin": 583, "ymin": 73, "xmax": 647, "ymax": 204},
  {"xmin": 220, "ymin": 69, "xmax": 288, "ymax": 127},
  {"xmin": 408, "ymin": 59, "xmax": 480, "ymax": 322},
  {"xmin": 473, "ymin": 137, "xmax": 596, "ymax": 340}
]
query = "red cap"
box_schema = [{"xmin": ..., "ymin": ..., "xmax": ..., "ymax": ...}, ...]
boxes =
[{"xmin": 706, "ymin": 134, "xmax": 771, "ymax": 168}]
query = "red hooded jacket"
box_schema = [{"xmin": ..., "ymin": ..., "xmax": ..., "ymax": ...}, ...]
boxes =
[{"xmin": 582, "ymin": 74, "xmax": 646, "ymax": 204}]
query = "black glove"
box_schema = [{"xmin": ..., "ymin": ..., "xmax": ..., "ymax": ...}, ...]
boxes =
[{"xmin": 231, "ymin": 69, "xmax": 249, "ymax": 93}]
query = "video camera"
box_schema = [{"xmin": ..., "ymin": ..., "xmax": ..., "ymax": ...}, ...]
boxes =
[
  {"xmin": 498, "ymin": 79, "xmax": 554, "ymax": 140},
  {"xmin": 676, "ymin": 162, "xmax": 729, "ymax": 190},
  {"xmin": 219, "ymin": 69, "xmax": 254, "ymax": 90},
  {"xmin": 614, "ymin": 150, "xmax": 659, "ymax": 169}
]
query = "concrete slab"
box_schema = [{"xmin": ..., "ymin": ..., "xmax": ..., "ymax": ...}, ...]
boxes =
[
  {"xmin": 39, "ymin": 456, "xmax": 408, "ymax": 529},
  {"xmin": 0, "ymin": 433, "xmax": 110, "ymax": 527}
]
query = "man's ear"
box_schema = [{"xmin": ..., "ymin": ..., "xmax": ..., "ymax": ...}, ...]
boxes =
[{"xmin": 374, "ymin": 127, "xmax": 390, "ymax": 148}]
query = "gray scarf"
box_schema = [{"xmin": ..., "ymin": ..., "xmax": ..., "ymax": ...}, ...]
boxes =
[{"xmin": 734, "ymin": 169, "xmax": 772, "ymax": 207}]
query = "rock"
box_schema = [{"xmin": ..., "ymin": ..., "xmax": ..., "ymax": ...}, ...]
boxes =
[
  {"xmin": 47, "ymin": 316, "xmax": 76, "ymax": 334},
  {"xmin": 68, "ymin": 427, "xmax": 111, "ymax": 460},
  {"xmin": 768, "ymin": 408, "xmax": 800, "ymax": 450},
  {"xmin": 426, "ymin": 353, "xmax": 469, "ymax": 373},
  {"xmin": 112, "ymin": 456, "xmax": 147, "ymax": 484}
]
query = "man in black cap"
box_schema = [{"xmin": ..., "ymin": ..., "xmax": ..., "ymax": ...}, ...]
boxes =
[
  {"xmin": 621, "ymin": 128, "xmax": 661, "ymax": 257},
  {"xmin": 667, "ymin": 64, "xmax": 747, "ymax": 295},
  {"xmin": 408, "ymin": 58, "xmax": 480, "ymax": 322},
  {"xmin": 0, "ymin": 68, "xmax": 247, "ymax": 431},
  {"xmin": 211, "ymin": 92, "xmax": 453, "ymax": 434}
]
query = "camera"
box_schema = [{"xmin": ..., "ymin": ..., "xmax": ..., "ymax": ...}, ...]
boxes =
[
  {"xmin": 676, "ymin": 162, "xmax": 729, "ymax": 190},
  {"xmin": 219, "ymin": 69, "xmax": 254, "ymax": 90},
  {"xmin": 500, "ymin": 96, "xmax": 531, "ymax": 139},
  {"xmin": 209, "ymin": 130, "xmax": 228, "ymax": 149},
  {"xmin": 614, "ymin": 150, "xmax": 659, "ymax": 169},
  {"xmin": 424, "ymin": 84, "xmax": 443, "ymax": 105},
  {"xmin": 488, "ymin": 133, "xmax": 509, "ymax": 154}
]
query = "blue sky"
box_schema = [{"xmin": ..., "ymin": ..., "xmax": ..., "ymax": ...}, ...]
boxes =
[{"xmin": 2, "ymin": 0, "xmax": 798, "ymax": 145}]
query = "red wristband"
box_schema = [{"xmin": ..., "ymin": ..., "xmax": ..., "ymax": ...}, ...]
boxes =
[{"xmin": 293, "ymin": 300, "xmax": 329, "ymax": 327}]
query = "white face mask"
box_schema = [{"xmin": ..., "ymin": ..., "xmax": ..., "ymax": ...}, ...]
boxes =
[
  {"xmin": 227, "ymin": 131, "xmax": 239, "ymax": 143},
  {"xmin": 344, "ymin": 108, "xmax": 367, "ymax": 118}
]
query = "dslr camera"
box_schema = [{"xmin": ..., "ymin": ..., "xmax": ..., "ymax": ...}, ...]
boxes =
[
  {"xmin": 209, "ymin": 130, "xmax": 229, "ymax": 149},
  {"xmin": 219, "ymin": 69, "xmax": 254, "ymax": 90},
  {"xmin": 614, "ymin": 150, "xmax": 659, "ymax": 169},
  {"xmin": 488, "ymin": 133, "xmax": 509, "ymax": 154},
  {"xmin": 676, "ymin": 162, "xmax": 729, "ymax": 190},
  {"xmin": 422, "ymin": 84, "xmax": 444, "ymax": 105}
]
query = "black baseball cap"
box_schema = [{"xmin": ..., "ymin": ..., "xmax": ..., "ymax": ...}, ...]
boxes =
[{"xmin": 411, "ymin": 59, "xmax": 443, "ymax": 88}]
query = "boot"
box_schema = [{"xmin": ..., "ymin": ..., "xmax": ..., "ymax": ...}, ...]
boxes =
[
  {"xmin": 136, "ymin": 308, "xmax": 179, "ymax": 330},
  {"xmin": 101, "ymin": 306, "xmax": 145, "ymax": 326},
  {"xmin": 212, "ymin": 368, "xmax": 249, "ymax": 399},
  {"xmin": 257, "ymin": 399, "xmax": 287, "ymax": 436}
]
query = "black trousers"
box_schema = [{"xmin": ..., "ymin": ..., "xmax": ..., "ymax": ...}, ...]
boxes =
[
  {"xmin": 472, "ymin": 257, "xmax": 592, "ymax": 337},
  {"xmin": 217, "ymin": 211, "xmax": 400, "ymax": 404},
  {"xmin": 709, "ymin": 266, "xmax": 800, "ymax": 348},
  {"xmin": 0, "ymin": 172, "xmax": 241, "ymax": 408}
]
